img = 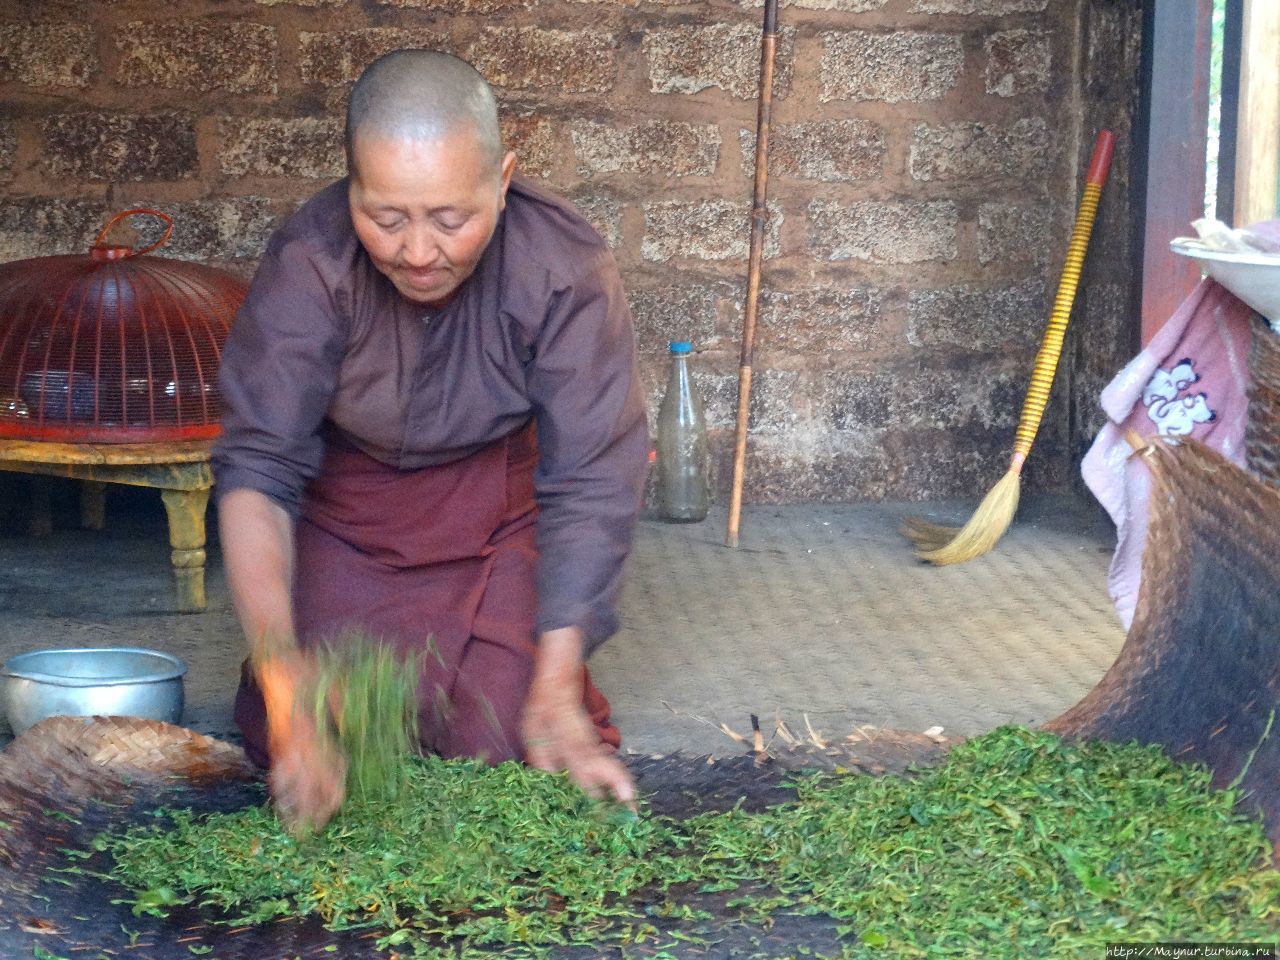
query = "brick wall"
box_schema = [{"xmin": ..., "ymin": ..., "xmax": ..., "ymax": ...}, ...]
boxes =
[{"xmin": 0, "ymin": 0, "xmax": 1143, "ymax": 504}]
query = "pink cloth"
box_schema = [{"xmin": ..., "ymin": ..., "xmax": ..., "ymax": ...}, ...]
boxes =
[{"xmin": 1082, "ymin": 279, "xmax": 1253, "ymax": 628}]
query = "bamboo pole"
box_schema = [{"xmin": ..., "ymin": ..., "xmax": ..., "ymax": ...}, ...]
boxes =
[{"xmin": 725, "ymin": 0, "xmax": 779, "ymax": 549}]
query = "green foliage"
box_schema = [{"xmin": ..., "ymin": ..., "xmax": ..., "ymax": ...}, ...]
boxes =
[
  {"xmin": 91, "ymin": 728, "xmax": 1280, "ymax": 959},
  {"xmin": 685, "ymin": 727, "xmax": 1280, "ymax": 957},
  {"xmin": 98, "ymin": 757, "xmax": 692, "ymax": 958}
]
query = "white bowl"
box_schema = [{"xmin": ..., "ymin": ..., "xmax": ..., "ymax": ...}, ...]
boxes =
[
  {"xmin": 2, "ymin": 647, "xmax": 187, "ymax": 736},
  {"xmin": 1170, "ymin": 239, "xmax": 1280, "ymax": 325}
]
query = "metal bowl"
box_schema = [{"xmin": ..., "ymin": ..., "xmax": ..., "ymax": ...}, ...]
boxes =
[{"xmin": 2, "ymin": 648, "xmax": 186, "ymax": 736}]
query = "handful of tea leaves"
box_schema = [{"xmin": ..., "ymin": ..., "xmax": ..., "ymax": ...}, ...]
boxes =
[{"xmin": 306, "ymin": 640, "xmax": 419, "ymax": 804}]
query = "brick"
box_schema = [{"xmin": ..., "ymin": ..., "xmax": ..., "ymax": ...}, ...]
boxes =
[
  {"xmin": 299, "ymin": 29, "xmax": 450, "ymax": 87},
  {"xmin": 739, "ymin": 0, "xmax": 887, "ymax": 9},
  {"xmin": 759, "ymin": 285, "xmax": 885, "ymax": 353},
  {"xmin": 40, "ymin": 113, "xmax": 197, "ymax": 182},
  {"xmin": 1071, "ymin": 367, "xmax": 1111, "ymax": 454},
  {"xmin": 501, "ymin": 115, "xmax": 561, "ymax": 180},
  {"xmin": 0, "ymin": 119, "xmax": 16, "ymax": 177},
  {"xmin": 1075, "ymin": 281, "xmax": 1131, "ymax": 372},
  {"xmin": 701, "ymin": 368, "xmax": 803, "ymax": 436},
  {"xmin": 116, "ymin": 21, "xmax": 277, "ymax": 94},
  {"xmin": 567, "ymin": 0, "xmax": 686, "ymax": 5},
  {"xmin": 217, "ymin": 117, "xmax": 344, "ymax": 179},
  {"xmin": 808, "ymin": 200, "xmax": 957, "ymax": 264},
  {"xmin": 567, "ymin": 191, "xmax": 623, "ymax": 249},
  {"xmin": 642, "ymin": 199, "xmax": 782, "ymax": 262},
  {"xmin": 985, "ymin": 29, "xmax": 1052, "ymax": 97},
  {"xmin": 126, "ymin": 197, "xmax": 282, "ymax": 261},
  {"xmin": 644, "ymin": 24, "xmax": 795, "ymax": 100},
  {"xmin": 885, "ymin": 429, "xmax": 1009, "ymax": 500},
  {"xmin": 911, "ymin": 0, "xmax": 1047, "ymax": 12},
  {"xmin": 572, "ymin": 120, "xmax": 720, "ymax": 178},
  {"xmin": 741, "ymin": 120, "xmax": 884, "ymax": 182},
  {"xmin": 0, "ymin": 197, "xmax": 109, "ymax": 261},
  {"xmin": 910, "ymin": 118, "xmax": 1052, "ymax": 182},
  {"xmin": 906, "ymin": 278, "xmax": 1047, "ymax": 351},
  {"xmin": 375, "ymin": 0, "xmax": 530, "ymax": 9},
  {"xmin": 823, "ymin": 362, "xmax": 1021, "ymax": 435},
  {"xmin": 628, "ymin": 275, "xmax": 737, "ymax": 353},
  {"xmin": 820, "ymin": 31, "xmax": 962, "ymax": 104},
  {"xmin": 0, "ymin": 23, "xmax": 95, "ymax": 88},
  {"xmin": 744, "ymin": 434, "xmax": 894, "ymax": 503},
  {"xmin": 468, "ymin": 28, "xmax": 616, "ymax": 94},
  {"xmin": 978, "ymin": 201, "xmax": 1052, "ymax": 266}
]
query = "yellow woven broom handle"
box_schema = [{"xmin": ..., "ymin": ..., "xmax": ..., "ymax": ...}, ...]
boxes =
[{"xmin": 1011, "ymin": 130, "xmax": 1115, "ymax": 470}]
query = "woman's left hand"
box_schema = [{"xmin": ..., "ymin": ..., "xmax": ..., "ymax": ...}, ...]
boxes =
[{"xmin": 520, "ymin": 627, "xmax": 636, "ymax": 809}]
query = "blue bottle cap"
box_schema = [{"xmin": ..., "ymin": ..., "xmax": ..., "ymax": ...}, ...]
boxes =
[{"xmin": 669, "ymin": 341, "xmax": 693, "ymax": 354}]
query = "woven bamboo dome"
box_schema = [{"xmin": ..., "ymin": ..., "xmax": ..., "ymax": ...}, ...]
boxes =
[{"xmin": 0, "ymin": 209, "xmax": 247, "ymax": 444}]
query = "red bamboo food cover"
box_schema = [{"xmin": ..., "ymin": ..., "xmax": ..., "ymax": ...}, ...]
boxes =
[{"xmin": 0, "ymin": 209, "xmax": 248, "ymax": 444}]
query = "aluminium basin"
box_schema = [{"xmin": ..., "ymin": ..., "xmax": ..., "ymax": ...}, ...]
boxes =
[{"xmin": 2, "ymin": 647, "xmax": 186, "ymax": 736}]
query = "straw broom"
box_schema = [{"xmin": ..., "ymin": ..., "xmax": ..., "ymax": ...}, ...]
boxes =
[{"xmin": 902, "ymin": 129, "xmax": 1116, "ymax": 564}]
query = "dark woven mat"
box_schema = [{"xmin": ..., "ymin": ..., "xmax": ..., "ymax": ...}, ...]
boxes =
[
  {"xmin": 1048, "ymin": 435, "xmax": 1280, "ymax": 849},
  {"xmin": 0, "ymin": 716, "xmax": 950, "ymax": 960}
]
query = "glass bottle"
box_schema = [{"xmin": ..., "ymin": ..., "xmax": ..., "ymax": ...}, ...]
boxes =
[{"xmin": 655, "ymin": 341, "xmax": 710, "ymax": 522}]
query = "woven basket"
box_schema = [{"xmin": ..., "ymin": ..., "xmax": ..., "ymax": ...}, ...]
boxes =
[
  {"xmin": 1048, "ymin": 435, "xmax": 1280, "ymax": 850},
  {"xmin": 0, "ymin": 716, "xmax": 253, "ymax": 872},
  {"xmin": 1246, "ymin": 314, "xmax": 1280, "ymax": 487}
]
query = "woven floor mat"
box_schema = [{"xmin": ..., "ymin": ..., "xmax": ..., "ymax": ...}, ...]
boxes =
[{"xmin": 0, "ymin": 716, "xmax": 952, "ymax": 959}]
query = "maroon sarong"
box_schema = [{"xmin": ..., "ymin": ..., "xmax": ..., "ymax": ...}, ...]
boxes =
[{"xmin": 234, "ymin": 422, "xmax": 621, "ymax": 768}]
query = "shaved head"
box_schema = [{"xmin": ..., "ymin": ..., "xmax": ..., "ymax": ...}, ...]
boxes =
[{"xmin": 345, "ymin": 50, "xmax": 504, "ymax": 176}]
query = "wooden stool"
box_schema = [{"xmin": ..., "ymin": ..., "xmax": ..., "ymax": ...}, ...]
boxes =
[{"xmin": 0, "ymin": 438, "xmax": 213, "ymax": 613}]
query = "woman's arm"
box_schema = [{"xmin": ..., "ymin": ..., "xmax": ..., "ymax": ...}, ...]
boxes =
[
  {"xmin": 219, "ymin": 488, "xmax": 347, "ymax": 834},
  {"xmin": 218, "ymin": 487, "xmax": 296, "ymax": 654}
]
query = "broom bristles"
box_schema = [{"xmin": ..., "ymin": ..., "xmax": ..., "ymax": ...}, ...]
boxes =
[
  {"xmin": 899, "ymin": 515, "xmax": 960, "ymax": 553},
  {"xmin": 901, "ymin": 468, "xmax": 1022, "ymax": 564}
]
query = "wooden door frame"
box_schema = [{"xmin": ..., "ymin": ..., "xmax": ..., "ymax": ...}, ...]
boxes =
[
  {"xmin": 1134, "ymin": 0, "xmax": 1215, "ymax": 346},
  {"xmin": 1135, "ymin": 0, "xmax": 1280, "ymax": 345}
]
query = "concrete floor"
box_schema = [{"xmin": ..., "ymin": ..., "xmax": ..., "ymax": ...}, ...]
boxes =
[{"xmin": 0, "ymin": 484, "xmax": 1126, "ymax": 756}]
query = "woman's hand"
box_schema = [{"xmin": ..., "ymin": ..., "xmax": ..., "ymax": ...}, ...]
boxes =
[
  {"xmin": 257, "ymin": 650, "xmax": 348, "ymax": 835},
  {"xmin": 520, "ymin": 627, "xmax": 636, "ymax": 809}
]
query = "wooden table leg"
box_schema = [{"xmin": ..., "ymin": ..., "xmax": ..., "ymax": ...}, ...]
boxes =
[
  {"xmin": 80, "ymin": 480, "xmax": 107, "ymax": 531},
  {"xmin": 160, "ymin": 487, "xmax": 210, "ymax": 613}
]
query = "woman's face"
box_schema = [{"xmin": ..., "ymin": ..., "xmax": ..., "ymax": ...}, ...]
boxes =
[{"xmin": 349, "ymin": 129, "xmax": 516, "ymax": 308}]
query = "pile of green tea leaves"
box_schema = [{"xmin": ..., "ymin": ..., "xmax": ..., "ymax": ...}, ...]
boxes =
[{"xmin": 88, "ymin": 727, "xmax": 1280, "ymax": 959}]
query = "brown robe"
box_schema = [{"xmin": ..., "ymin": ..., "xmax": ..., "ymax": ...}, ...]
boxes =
[{"xmin": 233, "ymin": 423, "xmax": 621, "ymax": 768}]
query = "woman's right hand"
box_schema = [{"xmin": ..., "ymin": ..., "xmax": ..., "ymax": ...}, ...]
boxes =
[{"xmin": 257, "ymin": 651, "xmax": 347, "ymax": 835}]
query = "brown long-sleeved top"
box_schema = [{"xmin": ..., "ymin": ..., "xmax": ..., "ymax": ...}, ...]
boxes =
[{"xmin": 212, "ymin": 174, "xmax": 649, "ymax": 652}]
